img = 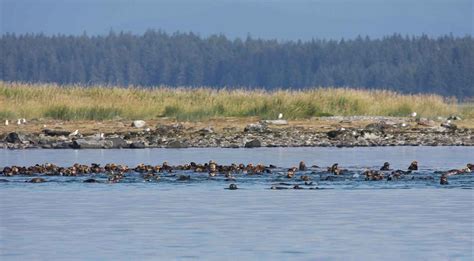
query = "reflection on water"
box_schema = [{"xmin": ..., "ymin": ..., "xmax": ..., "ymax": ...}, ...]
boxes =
[{"xmin": 0, "ymin": 147, "xmax": 473, "ymax": 260}]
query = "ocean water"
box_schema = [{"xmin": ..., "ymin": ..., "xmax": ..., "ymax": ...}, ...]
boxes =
[{"xmin": 1, "ymin": 147, "xmax": 473, "ymax": 260}]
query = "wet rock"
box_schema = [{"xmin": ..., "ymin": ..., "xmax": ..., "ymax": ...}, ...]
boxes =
[
  {"xmin": 71, "ymin": 139, "xmax": 113, "ymax": 149},
  {"xmin": 132, "ymin": 120, "xmax": 146, "ymax": 128},
  {"xmin": 245, "ymin": 139, "xmax": 261, "ymax": 148}
]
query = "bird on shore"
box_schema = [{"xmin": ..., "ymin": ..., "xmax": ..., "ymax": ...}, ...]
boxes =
[
  {"xmin": 278, "ymin": 113, "xmax": 283, "ymax": 119},
  {"xmin": 411, "ymin": 112, "xmax": 417, "ymax": 117},
  {"xmin": 4, "ymin": 120, "xmax": 8, "ymax": 126},
  {"xmin": 69, "ymin": 130, "xmax": 79, "ymax": 136},
  {"xmin": 17, "ymin": 119, "xmax": 22, "ymax": 125}
]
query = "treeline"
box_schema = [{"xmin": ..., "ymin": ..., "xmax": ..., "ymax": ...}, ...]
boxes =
[{"xmin": 1, "ymin": 31, "xmax": 473, "ymax": 97}]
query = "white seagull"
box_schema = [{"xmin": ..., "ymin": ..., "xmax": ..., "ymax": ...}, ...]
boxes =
[
  {"xmin": 278, "ymin": 113, "xmax": 283, "ymax": 119},
  {"xmin": 5, "ymin": 120, "xmax": 9, "ymax": 126},
  {"xmin": 69, "ymin": 129, "xmax": 79, "ymax": 136},
  {"xmin": 411, "ymin": 112, "xmax": 417, "ymax": 117}
]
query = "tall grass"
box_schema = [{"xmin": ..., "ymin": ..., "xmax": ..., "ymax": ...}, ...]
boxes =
[{"xmin": 0, "ymin": 82, "xmax": 469, "ymax": 121}]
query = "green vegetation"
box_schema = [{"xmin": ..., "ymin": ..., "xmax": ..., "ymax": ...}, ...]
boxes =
[
  {"xmin": 0, "ymin": 82, "xmax": 469, "ymax": 121},
  {"xmin": 1, "ymin": 32, "xmax": 473, "ymax": 98}
]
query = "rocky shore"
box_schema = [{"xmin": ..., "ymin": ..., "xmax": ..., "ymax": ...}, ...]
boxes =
[{"xmin": 0, "ymin": 117, "xmax": 472, "ymax": 149}]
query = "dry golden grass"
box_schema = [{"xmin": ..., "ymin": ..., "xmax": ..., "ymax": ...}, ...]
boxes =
[{"xmin": 0, "ymin": 82, "xmax": 469, "ymax": 121}]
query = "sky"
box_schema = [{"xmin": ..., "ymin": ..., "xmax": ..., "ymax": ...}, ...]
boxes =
[{"xmin": 1, "ymin": 0, "xmax": 472, "ymax": 40}]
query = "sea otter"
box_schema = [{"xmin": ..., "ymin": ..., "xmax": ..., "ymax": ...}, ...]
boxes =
[
  {"xmin": 328, "ymin": 163, "xmax": 341, "ymax": 175},
  {"xmin": 380, "ymin": 162, "xmax": 391, "ymax": 171},
  {"xmin": 28, "ymin": 177, "xmax": 46, "ymax": 183},
  {"xmin": 440, "ymin": 174, "xmax": 449, "ymax": 185},
  {"xmin": 83, "ymin": 178, "xmax": 99, "ymax": 183},
  {"xmin": 299, "ymin": 161, "xmax": 307, "ymax": 171},
  {"xmin": 228, "ymin": 184, "xmax": 238, "ymax": 190},
  {"xmin": 408, "ymin": 161, "xmax": 418, "ymax": 171}
]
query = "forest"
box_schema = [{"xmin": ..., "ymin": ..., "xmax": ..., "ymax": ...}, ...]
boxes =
[{"xmin": 1, "ymin": 31, "xmax": 472, "ymax": 98}]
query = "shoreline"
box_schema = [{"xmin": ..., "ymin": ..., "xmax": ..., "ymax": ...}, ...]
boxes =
[{"xmin": 1, "ymin": 117, "xmax": 472, "ymax": 149}]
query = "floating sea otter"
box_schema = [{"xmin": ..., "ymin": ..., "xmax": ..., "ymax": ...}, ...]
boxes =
[
  {"xmin": 440, "ymin": 174, "xmax": 449, "ymax": 185},
  {"xmin": 364, "ymin": 169, "xmax": 384, "ymax": 181},
  {"xmin": 380, "ymin": 162, "xmax": 391, "ymax": 171},
  {"xmin": 28, "ymin": 177, "xmax": 46, "ymax": 183},
  {"xmin": 408, "ymin": 161, "xmax": 418, "ymax": 171},
  {"xmin": 299, "ymin": 161, "xmax": 307, "ymax": 171},
  {"xmin": 443, "ymin": 163, "xmax": 473, "ymax": 176},
  {"xmin": 328, "ymin": 163, "xmax": 344, "ymax": 175},
  {"xmin": 227, "ymin": 184, "xmax": 238, "ymax": 190}
]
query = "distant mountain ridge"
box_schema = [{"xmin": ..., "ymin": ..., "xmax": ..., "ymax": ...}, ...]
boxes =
[{"xmin": 1, "ymin": 31, "xmax": 472, "ymax": 98}]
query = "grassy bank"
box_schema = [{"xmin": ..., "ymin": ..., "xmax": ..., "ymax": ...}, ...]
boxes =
[{"xmin": 0, "ymin": 82, "xmax": 470, "ymax": 121}]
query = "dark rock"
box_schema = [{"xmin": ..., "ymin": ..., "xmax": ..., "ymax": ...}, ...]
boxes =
[
  {"xmin": 52, "ymin": 142, "xmax": 72, "ymax": 149},
  {"xmin": 130, "ymin": 141, "xmax": 146, "ymax": 149},
  {"xmin": 327, "ymin": 130, "xmax": 343, "ymax": 139},
  {"xmin": 5, "ymin": 132, "xmax": 28, "ymax": 143},
  {"xmin": 245, "ymin": 139, "xmax": 261, "ymax": 148},
  {"xmin": 167, "ymin": 140, "xmax": 188, "ymax": 148},
  {"xmin": 71, "ymin": 139, "xmax": 113, "ymax": 149},
  {"xmin": 107, "ymin": 137, "xmax": 128, "ymax": 148},
  {"xmin": 42, "ymin": 129, "xmax": 71, "ymax": 136}
]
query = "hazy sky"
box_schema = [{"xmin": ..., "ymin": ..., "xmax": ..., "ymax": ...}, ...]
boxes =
[{"xmin": 1, "ymin": 0, "xmax": 472, "ymax": 40}]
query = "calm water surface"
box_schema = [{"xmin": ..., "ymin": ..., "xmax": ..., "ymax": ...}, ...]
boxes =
[{"xmin": 1, "ymin": 147, "xmax": 473, "ymax": 260}]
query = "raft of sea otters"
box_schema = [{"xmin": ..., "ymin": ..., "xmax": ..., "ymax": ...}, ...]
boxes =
[{"xmin": 1, "ymin": 160, "xmax": 472, "ymax": 189}]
